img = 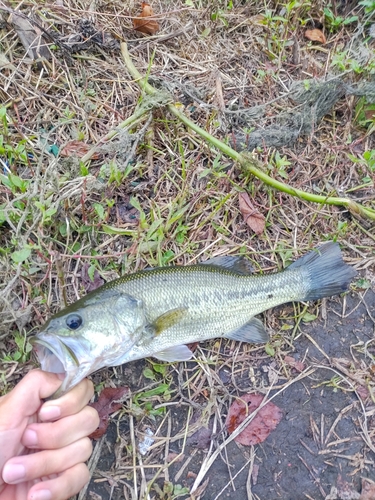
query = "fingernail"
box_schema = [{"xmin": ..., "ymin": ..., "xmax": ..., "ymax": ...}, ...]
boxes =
[
  {"xmin": 30, "ymin": 490, "xmax": 52, "ymax": 500},
  {"xmin": 39, "ymin": 405, "xmax": 60, "ymax": 421},
  {"xmin": 2, "ymin": 463, "xmax": 26, "ymax": 483},
  {"xmin": 23, "ymin": 429, "xmax": 38, "ymax": 447}
]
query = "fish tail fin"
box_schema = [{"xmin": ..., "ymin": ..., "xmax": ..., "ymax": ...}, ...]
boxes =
[{"xmin": 288, "ymin": 242, "xmax": 356, "ymax": 301}]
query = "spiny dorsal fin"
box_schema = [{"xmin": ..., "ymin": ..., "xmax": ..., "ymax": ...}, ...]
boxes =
[{"xmin": 201, "ymin": 255, "xmax": 253, "ymax": 275}]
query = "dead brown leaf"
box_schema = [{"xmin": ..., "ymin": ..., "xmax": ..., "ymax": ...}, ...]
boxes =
[
  {"xmin": 360, "ymin": 478, "xmax": 375, "ymax": 500},
  {"xmin": 189, "ymin": 478, "xmax": 209, "ymax": 498},
  {"xmin": 226, "ymin": 393, "xmax": 282, "ymax": 446},
  {"xmin": 284, "ymin": 355, "xmax": 305, "ymax": 372},
  {"xmin": 305, "ymin": 29, "xmax": 326, "ymax": 44},
  {"xmin": 8, "ymin": 11, "xmax": 51, "ymax": 60},
  {"xmin": 356, "ymin": 385, "xmax": 370, "ymax": 401},
  {"xmin": 133, "ymin": 2, "xmax": 159, "ymax": 35},
  {"xmin": 238, "ymin": 192, "xmax": 265, "ymax": 235},
  {"xmin": 166, "ymin": 452, "xmax": 185, "ymax": 463},
  {"xmin": 60, "ymin": 140, "xmax": 99, "ymax": 159},
  {"xmin": 334, "ymin": 474, "xmax": 360, "ymax": 500},
  {"xmin": 89, "ymin": 386, "xmax": 130, "ymax": 439},
  {"xmin": 80, "ymin": 263, "xmax": 104, "ymax": 293}
]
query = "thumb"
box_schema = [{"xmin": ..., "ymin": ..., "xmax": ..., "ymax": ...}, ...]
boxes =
[{"xmin": 2, "ymin": 370, "xmax": 63, "ymax": 419}]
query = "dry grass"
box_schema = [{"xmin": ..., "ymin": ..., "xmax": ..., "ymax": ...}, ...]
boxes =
[{"xmin": 0, "ymin": 0, "xmax": 375, "ymax": 498}]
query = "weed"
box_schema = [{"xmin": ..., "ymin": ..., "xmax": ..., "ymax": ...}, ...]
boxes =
[
  {"xmin": 152, "ymin": 481, "xmax": 190, "ymax": 500},
  {"xmin": 324, "ymin": 7, "xmax": 358, "ymax": 32},
  {"xmin": 268, "ymin": 151, "xmax": 291, "ymax": 180},
  {"xmin": 3, "ymin": 330, "xmax": 33, "ymax": 363},
  {"xmin": 359, "ymin": 0, "xmax": 375, "ymax": 14},
  {"xmin": 133, "ymin": 383, "xmax": 173, "ymax": 419}
]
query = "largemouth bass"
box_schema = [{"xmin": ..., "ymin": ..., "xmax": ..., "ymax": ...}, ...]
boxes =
[{"xmin": 31, "ymin": 242, "xmax": 356, "ymax": 397}]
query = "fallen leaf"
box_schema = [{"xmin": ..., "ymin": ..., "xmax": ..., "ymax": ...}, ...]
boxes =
[
  {"xmin": 187, "ymin": 426, "xmax": 212, "ymax": 449},
  {"xmin": 186, "ymin": 341, "xmax": 199, "ymax": 352},
  {"xmin": 284, "ymin": 355, "xmax": 305, "ymax": 372},
  {"xmin": 133, "ymin": 2, "xmax": 159, "ymax": 35},
  {"xmin": 360, "ymin": 478, "xmax": 375, "ymax": 500},
  {"xmin": 89, "ymin": 386, "xmax": 129, "ymax": 439},
  {"xmin": 9, "ymin": 11, "xmax": 51, "ymax": 60},
  {"xmin": 334, "ymin": 474, "xmax": 360, "ymax": 500},
  {"xmin": 226, "ymin": 393, "xmax": 282, "ymax": 446},
  {"xmin": 166, "ymin": 452, "xmax": 185, "ymax": 463},
  {"xmin": 190, "ymin": 478, "xmax": 209, "ymax": 498},
  {"xmin": 80, "ymin": 263, "xmax": 104, "ymax": 292},
  {"xmin": 356, "ymin": 385, "xmax": 369, "ymax": 401},
  {"xmin": 238, "ymin": 192, "xmax": 265, "ymax": 235},
  {"xmin": 60, "ymin": 140, "xmax": 99, "ymax": 159},
  {"xmin": 305, "ymin": 29, "xmax": 326, "ymax": 44}
]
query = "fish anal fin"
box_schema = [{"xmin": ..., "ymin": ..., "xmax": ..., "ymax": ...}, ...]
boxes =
[
  {"xmin": 152, "ymin": 307, "xmax": 188, "ymax": 335},
  {"xmin": 153, "ymin": 345, "xmax": 194, "ymax": 362},
  {"xmin": 224, "ymin": 317, "xmax": 268, "ymax": 344},
  {"xmin": 202, "ymin": 256, "xmax": 253, "ymax": 275}
]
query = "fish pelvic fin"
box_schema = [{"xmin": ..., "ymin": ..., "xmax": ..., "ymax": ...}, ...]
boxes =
[
  {"xmin": 224, "ymin": 317, "xmax": 269, "ymax": 344},
  {"xmin": 287, "ymin": 241, "xmax": 356, "ymax": 301},
  {"xmin": 153, "ymin": 345, "xmax": 194, "ymax": 362},
  {"xmin": 152, "ymin": 307, "xmax": 188, "ymax": 335}
]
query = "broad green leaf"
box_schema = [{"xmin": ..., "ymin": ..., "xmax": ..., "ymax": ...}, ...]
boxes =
[
  {"xmin": 11, "ymin": 247, "xmax": 31, "ymax": 263},
  {"xmin": 265, "ymin": 344, "xmax": 275, "ymax": 356},
  {"xmin": 302, "ymin": 312, "xmax": 317, "ymax": 323},
  {"xmin": 94, "ymin": 203, "xmax": 105, "ymax": 220},
  {"xmin": 143, "ymin": 367, "xmax": 156, "ymax": 381}
]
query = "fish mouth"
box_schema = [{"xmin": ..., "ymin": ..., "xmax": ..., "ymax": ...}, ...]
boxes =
[{"xmin": 30, "ymin": 336, "xmax": 80, "ymax": 374}]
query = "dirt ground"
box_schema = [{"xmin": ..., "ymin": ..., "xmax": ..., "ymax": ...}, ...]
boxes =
[
  {"xmin": 82, "ymin": 289, "xmax": 375, "ymax": 500},
  {"xmin": 0, "ymin": 1, "xmax": 375, "ymax": 500}
]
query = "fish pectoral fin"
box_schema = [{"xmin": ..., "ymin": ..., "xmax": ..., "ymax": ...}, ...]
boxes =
[
  {"xmin": 224, "ymin": 317, "xmax": 268, "ymax": 344},
  {"xmin": 153, "ymin": 345, "xmax": 194, "ymax": 362},
  {"xmin": 201, "ymin": 256, "xmax": 253, "ymax": 275},
  {"xmin": 152, "ymin": 307, "xmax": 188, "ymax": 335}
]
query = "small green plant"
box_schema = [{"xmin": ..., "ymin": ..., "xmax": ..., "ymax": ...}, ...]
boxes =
[
  {"xmin": 34, "ymin": 200, "xmax": 58, "ymax": 225},
  {"xmin": 133, "ymin": 383, "xmax": 172, "ymax": 419},
  {"xmin": 153, "ymin": 481, "xmax": 190, "ymax": 500},
  {"xmin": 3, "ymin": 330, "xmax": 33, "ymax": 363},
  {"xmin": 0, "ymin": 107, "xmax": 31, "ymax": 165},
  {"xmin": 324, "ymin": 7, "xmax": 358, "ymax": 32},
  {"xmin": 363, "ymin": 150, "xmax": 375, "ymax": 171},
  {"xmin": 210, "ymin": 0, "xmax": 233, "ymax": 26},
  {"xmin": 269, "ymin": 151, "xmax": 291, "ymax": 179},
  {"xmin": 0, "ymin": 171, "xmax": 29, "ymax": 193},
  {"xmin": 355, "ymin": 98, "xmax": 375, "ymax": 128},
  {"xmin": 359, "ymin": 0, "xmax": 375, "ymax": 14},
  {"xmin": 331, "ymin": 51, "xmax": 362, "ymax": 73},
  {"xmin": 143, "ymin": 361, "xmax": 168, "ymax": 381},
  {"xmin": 348, "ymin": 150, "xmax": 375, "ymax": 183}
]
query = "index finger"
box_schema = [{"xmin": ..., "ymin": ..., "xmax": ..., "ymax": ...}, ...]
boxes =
[{"xmin": 39, "ymin": 378, "xmax": 94, "ymax": 422}]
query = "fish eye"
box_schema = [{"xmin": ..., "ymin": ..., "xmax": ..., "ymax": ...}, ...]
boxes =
[{"xmin": 66, "ymin": 314, "xmax": 83, "ymax": 330}]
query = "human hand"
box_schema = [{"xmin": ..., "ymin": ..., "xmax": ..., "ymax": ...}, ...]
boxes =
[{"xmin": 0, "ymin": 370, "xmax": 99, "ymax": 500}]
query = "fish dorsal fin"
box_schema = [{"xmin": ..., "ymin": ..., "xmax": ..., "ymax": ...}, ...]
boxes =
[
  {"xmin": 201, "ymin": 256, "xmax": 253, "ymax": 275},
  {"xmin": 224, "ymin": 317, "xmax": 268, "ymax": 344},
  {"xmin": 153, "ymin": 345, "xmax": 194, "ymax": 362},
  {"xmin": 152, "ymin": 307, "xmax": 188, "ymax": 335}
]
